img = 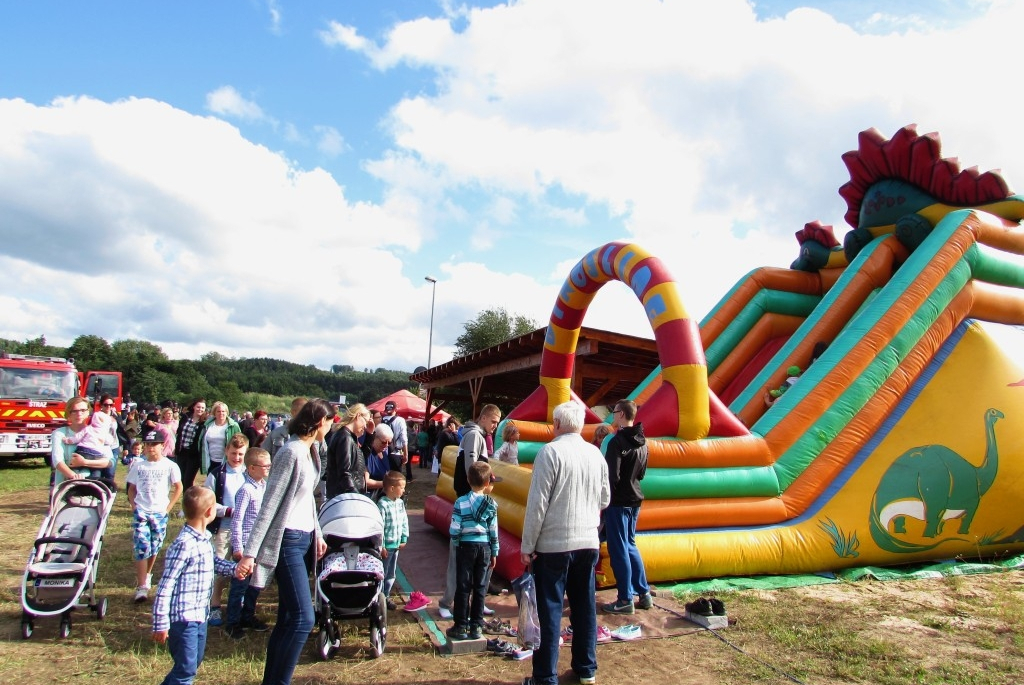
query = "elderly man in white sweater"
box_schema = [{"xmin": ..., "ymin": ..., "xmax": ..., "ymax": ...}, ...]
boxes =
[{"xmin": 519, "ymin": 401, "xmax": 610, "ymax": 685}]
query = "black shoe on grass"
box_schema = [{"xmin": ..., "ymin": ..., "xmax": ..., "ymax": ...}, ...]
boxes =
[{"xmin": 685, "ymin": 598, "xmax": 713, "ymax": 616}]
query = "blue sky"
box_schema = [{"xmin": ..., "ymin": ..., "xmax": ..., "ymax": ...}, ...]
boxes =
[{"xmin": 1, "ymin": 0, "xmax": 1018, "ymax": 372}]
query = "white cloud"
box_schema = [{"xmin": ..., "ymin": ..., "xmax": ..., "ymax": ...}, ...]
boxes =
[
  {"xmin": 267, "ymin": 0, "xmax": 282, "ymax": 34},
  {"xmin": 5, "ymin": 0, "xmax": 1024, "ymax": 377},
  {"xmin": 205, "ymin": 86, "xmax": 271, "ymax": 123},
  {"xmin": 314, "ymin": 125, "xmax": 346, "ymax": 156}
]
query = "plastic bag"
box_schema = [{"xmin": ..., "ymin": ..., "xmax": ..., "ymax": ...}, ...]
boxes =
[
  {"xmin": 511, "ymin": 569, "xmax": 541, "ymax": 649},
  {"xmin": 431, "ymin": 456, "xmax": 440, "ymax": 474}
]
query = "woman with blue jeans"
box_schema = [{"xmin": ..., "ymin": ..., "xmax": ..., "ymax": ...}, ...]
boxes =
[{"xmin": 235, "ymin": 399, "xmax": 336, "ymax": 685}]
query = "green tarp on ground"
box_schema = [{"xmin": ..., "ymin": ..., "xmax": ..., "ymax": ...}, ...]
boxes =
[{"xmin": 666, "ymin": 554, "xmax": 1024, "ymax": 596}]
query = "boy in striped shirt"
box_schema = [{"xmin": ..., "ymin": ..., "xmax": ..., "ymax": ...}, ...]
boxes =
[
  {"xmin": 152, "ymin": 486, "xmax": 237, "ymax": 685},
  {"xmin": 224, "ymin": 447, "xmax": 271, "ymax": 639},
  {"xmin": 446, "ymin": 460, "xmax": 501, "ymax": 641},
  {"xmin": 377, "ymin": 470, "xmax": 409, "ymax": 610}
]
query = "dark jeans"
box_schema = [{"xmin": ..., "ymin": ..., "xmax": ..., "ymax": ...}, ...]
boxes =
[
  {"xmin": 605, "ymin": 505, "xmax": 650, "ymax": 603},
  {"xmin": 226, "ymin": 575, "xmax": 261, "ymax": 626},
  {"xmin": 454, "ymin": 541, "xmax": 490, "ymax": 629},
  {"xmin": 263, "ymin": 529, "xmax": 314, "ymax": 685},
  {"xmin": 178, "ymin": 449, "xmax": 201, "ymax": 490},
  {"xmin": 532, "ymin": 548, "xmax": 599, "ymax": 685},
  {"xmin": 161, "ymin": 620, "xmax": 207, "ymax": 685}
]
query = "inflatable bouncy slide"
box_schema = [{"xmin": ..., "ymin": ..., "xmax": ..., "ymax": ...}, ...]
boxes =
[{"xmin": 425, "ymin": 125, "xmax": 1024, "ymax": 585}]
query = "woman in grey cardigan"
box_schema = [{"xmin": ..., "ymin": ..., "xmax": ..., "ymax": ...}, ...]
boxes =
[{"xmin": 235, "ymin": 398, "xmax": 336, "ymax": 685}]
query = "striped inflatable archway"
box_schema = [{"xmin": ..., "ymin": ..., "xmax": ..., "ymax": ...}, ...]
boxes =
[{"xmin": 519, "ymin": 241, "xmax": 720, "ymax": 440}]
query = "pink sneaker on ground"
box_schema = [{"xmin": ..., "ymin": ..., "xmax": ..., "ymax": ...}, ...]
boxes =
[
  {"xmin": 596, "ymin": 625, "xmax": 613, "ymax": 643},
  {"xmin": 403, "ymin": 591, "xmax": 431, "ymax": 612}
]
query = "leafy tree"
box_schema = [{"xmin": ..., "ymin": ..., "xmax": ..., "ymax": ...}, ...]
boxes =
[
  {"xmin": 215, "ymin": 380, "xmax": 245, "ymax": 411},
  {"xmin": 0, "ymin": 335, "xmax": 65, "ymax": 357},
  {"xmin": 167, "ymin": 361, "xmax": 216, "ymax": 403},
  {"xmin": 131, "ymin": 367, "xmax": 177, "ymax": 405},
  {"xmin": 453, "ymin": 307, "xmax": 537, "ymax": 357},
  {"xmin": 110, "ymin": 339, "xmax": 172, "ymax": 403},
  {"xmin": 67, "ymin": 334, "xmax": 113, "ymax": 371}
]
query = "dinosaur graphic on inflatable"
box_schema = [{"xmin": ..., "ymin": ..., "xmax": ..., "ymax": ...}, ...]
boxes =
[
  {"xmin": 426, "ymin": 125, "xmax": 1024, "ymax": 584},
  {"xmin": 870, "ymin": 407, "xmax": 1004, "ymax": 553}
]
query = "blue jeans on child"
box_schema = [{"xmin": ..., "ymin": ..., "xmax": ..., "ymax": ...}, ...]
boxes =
[
  {"xmin": 382, "ymin": 547, "xmax": 400, "ymax": 598},
  {"xmin": 226, "ymin": 575, "xmax": 261, "ymax": 627},
  {"xmin": 262, "ymin": 529, "xmax": 314, "ymax": 685},
  {"xmin": 604, "ymin": 505, "xmax": 650, "ymax": 603},
  {"xmin": 161, "ymin": 620, "xmax": 207, "ymax": 685},
  {"xmin": 532, "ymin": 548, "xmax": 599, "ymax": 685}
]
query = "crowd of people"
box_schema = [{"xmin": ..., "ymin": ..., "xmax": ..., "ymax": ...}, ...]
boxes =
[{"xmin": 46, "ymin": 391, "xmax": 653, "ymax": 685}]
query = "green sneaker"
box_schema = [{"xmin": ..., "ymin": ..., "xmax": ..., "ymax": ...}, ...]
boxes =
[{"xmin": 601, "ymin": 598, "xmax": 634, "ymax": 614}]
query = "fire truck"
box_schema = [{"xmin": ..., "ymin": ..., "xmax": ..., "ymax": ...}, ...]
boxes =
[{"xmin": 0, "ymin": 353, "xmax": 123, "ymax": 460}]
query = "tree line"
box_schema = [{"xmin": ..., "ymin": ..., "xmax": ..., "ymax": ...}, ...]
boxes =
[
  {"xmin": 2, "ymin": 307, "xmax": 537, "ymax": 412},
  {"xmin": 0, "ymin": 335, "xmax": 415, "ymax": 411}
]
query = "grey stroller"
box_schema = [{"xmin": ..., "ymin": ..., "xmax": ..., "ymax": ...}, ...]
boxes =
[
  {"xmin": 21, "ymin": 478, "xmax": 117, "ymax": 638},
  {"xmin": 314, "ymin": 493, "xmax": 388, "ymax": 658}
]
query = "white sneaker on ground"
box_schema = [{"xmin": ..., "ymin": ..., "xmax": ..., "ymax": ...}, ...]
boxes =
[
  {"xmin": 134, "ymin": 586, "xmax": 149, "ymax": 603},
  {"xmin": 482, "ymin": 605, "xmax": 495, "ymax": 616},
  {"xmin": 610, "ymin": 624, "xmax": 641, "ymax": 641},
  {"xmin": 438, "ymin": 606, "xmax": 453, "ymax": 620}
]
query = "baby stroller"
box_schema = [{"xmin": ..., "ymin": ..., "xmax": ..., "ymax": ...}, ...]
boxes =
[
  {"xmin": 315, "ymin": 493, "xmax": 388, "ymax": 659},
  {"xmin": 21, "ymin": 478, "xmax": 117, "ymax": 638}
]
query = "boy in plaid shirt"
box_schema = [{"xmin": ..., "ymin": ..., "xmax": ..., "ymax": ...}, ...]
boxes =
[
  {"xmin": 152, "ymin": 486, "xmax": 237, "ymax": 685},
  {"xmin": 446, "ymin": 460, "xmax": 500, "ymax": 641},
  {"xmin": 377, "ymin": 470, "xmax": 409, "ymax": 609},
  {"xmin": 224, "ymin": 447, "xmax": 271, "ymax": 639}
]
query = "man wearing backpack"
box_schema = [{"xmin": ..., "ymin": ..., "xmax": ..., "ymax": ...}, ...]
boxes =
[
  {"xmin": 438, "ymin": 404, "xmax": 501, "ymax": 620},
  {"xmin": 380, "ymin": 401, "xmax": 409, "ymax": 475}
]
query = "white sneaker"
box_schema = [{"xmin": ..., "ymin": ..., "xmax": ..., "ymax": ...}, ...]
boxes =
[
  {"xmin": 482, "ymin": 605, "xmax": 495, "ymax": 616},
  {"xmin": 438, "ymin": 606, "xmax": 453, "ymax": 620},
  {"xmin": 134, "ymin": 586, "xmax": 149, "ymax": 603}
]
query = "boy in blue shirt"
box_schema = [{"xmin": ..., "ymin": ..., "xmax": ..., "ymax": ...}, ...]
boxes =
[
  {"xmin": 152, "ymin": 486, "xmax": 237, "ymax": 685},
  {"xmin": 377, "ymin": 470, "xmax": 409, "ymax": 610},
  {"xmin": 447, "ymin": 460, "xmax": 500, "ymax": 641}
]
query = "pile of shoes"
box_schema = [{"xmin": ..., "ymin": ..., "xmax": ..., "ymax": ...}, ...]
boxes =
[
  {"xmin": 483, "ymin": 617, "xmax": 518, "ymax": 637},
  {"xmin": 684, "ymin": 597, "xmax": 726, "ymax": 617}
]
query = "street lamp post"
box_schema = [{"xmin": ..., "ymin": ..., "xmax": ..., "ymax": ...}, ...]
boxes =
[{"xmin": 425, "ymin": 276, "xmax": 437, "ymax": 368}]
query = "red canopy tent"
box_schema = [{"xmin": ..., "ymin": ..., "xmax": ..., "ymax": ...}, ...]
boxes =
[{"xmin": 367, "ymin": 389, "xmax": 450, "ymax": 424}]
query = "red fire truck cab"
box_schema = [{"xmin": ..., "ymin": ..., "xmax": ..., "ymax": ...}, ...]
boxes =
[{"xmin": 0, "ymin": 353, "xmax": 123, "ymax": 460}]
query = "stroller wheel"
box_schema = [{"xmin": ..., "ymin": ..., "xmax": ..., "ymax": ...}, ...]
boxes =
[
  {"xmin": 59, "ymin": 618, "xmax": 71, "ymax": 639},
  {"xmin": 94, "ymin": 596, "xmax": 108, "ymax": 620},
  {"xmin": 316, "ymin": 627, "xmax": 337, "ymax": 661},
  {"xmin": 21, "ymin": 620, "xmax": 33, "ymax": 639},
  {"xmin": 370, "ymin": 591, "xmax": 388, "ymax": 658},
  {"xmin": 369, "ymin": 617, "xmax": 386, "ymax": 658}
]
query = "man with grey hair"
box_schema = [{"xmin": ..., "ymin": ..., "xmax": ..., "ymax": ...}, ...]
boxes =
[
  {"xmin": 520, "ymin": 401, "xmax": 610, "ymax": 685},
  {"xmin": 362, "ymin": 422, "xmax": 394, "ymax": 498}
]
